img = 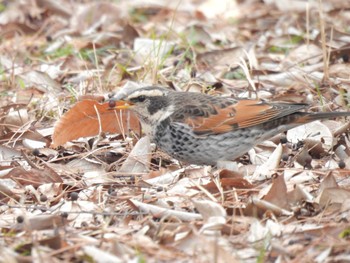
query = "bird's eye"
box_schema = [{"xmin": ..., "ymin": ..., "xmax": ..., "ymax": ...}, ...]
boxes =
[
  {"xmin": 136, "ymin": 95, "xmax": 146, "ymax": 102},
  {"xmin": 129, "ymin": 95, "xmax": 147, "ymax": 103}
]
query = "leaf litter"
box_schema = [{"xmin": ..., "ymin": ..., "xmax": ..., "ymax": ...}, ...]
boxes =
[{"xmin": 1, "ymin": 0, "xmax": 350, "ymax": 262}]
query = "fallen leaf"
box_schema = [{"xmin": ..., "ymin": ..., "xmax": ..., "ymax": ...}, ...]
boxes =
[
  {"xmin": 287, "ymin": 121, "xmax": 334, "ymax": 151},
  {"xmin": 130, "ymin": 199, "xmax": 202, "ymax": 221},
  {"xmin": 0, "ymin": 182, "xmax": 19, "ymax": 201},
  {"xmin": 119, "ymin": 136, "xmax": 151, "ymax": 174},
  {"xmin": 252, "ymin": 143, "xmax": 283, "ymax": 180},
  {"xmin": 198, "ymin": 178, "xmax": 253, "ymax": 193},
  {"xmin": 51, "ymin": 100, "xmax": 140, "ymax": 147},
  {"xmin": 5, "ymin": 166, "xmax": 63, "ymax": 187},
  {"xmin": 83, "ymin": 246, "xmax": 123, "ymax": 263},
  {"xmin": 28, "ymin": 214, "xmax": 66, "ymax": 231},
  {"xmin": 263, "ymin": 174, "xmax": 289, "ymax": 210},
  {"xmin": 318, "ymin": 188, "xmax": 350, "ymax": 207}
]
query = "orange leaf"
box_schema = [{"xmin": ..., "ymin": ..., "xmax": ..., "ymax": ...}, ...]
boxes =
[
  {"xmin": 193, "ymin": 178, "xmax": 253, "ymax": 193},
  {"xmin": 51, "ymin": 100, "xmax": 140, "ymax": 147}
]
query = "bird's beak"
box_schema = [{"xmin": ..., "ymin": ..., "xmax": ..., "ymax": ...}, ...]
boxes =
[
  {"xmin": 109, "ymin": 100, "xmax": 134, "ymax": 110},
  {"xmin": 116, "ymin": 102, "xmax": 132, "ymax": 110}
]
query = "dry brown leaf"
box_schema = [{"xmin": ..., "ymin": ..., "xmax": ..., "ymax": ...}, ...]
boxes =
[
  {"xmin": 130, "ymin": 199, "xmax": 202, "ymax": 221},
  {"xmin": 287, "ymin": 121, "xmax": 334, "ymax": 151},
  {"xmin": 10, "ymin": 231, "xmax": 66, "ymax": 257},
  {"xmin": 198, "ymin": 178, "xmax": 253, "ymax": 193},
  {"xmin": 219, "ymin": 169, "xmax": 244, "ymax": 179},
  {"xmin": 249, "ymin": 197, "xmax": 293, "ymax": 217},
  {"xmin": 0, "ymin": 145, "xmax": 22, "ymax": 161},
  {"xmin": 51, "ymin": 100, "xmax": 140, "ymax": 147},
  {"xmin": 319, "ymin": 173, "xmax": 338, "ymax": 192},
  {"xmin": 192, "ymin": 199, "xmax": 226, "ymax": 220},
  {"xmin": 38, "ymin": 234, "xmax": 66, "ymax": 250},
  {"xmin": 287, "ymin": 184, "xmax": 312, "ymax": 205},
  {"xmin": 252, "ymin": 143, "xmax": 283, "ymax": 180},
  {"xmin": 19, "ymin": 214, "xmax": 67, "ymax": 231},
  {"xmin": 263, "ymin": 174, "xmax": 289, "ymax": 210},
  {"xmin": 0, "ymin": 182, "xmax": 19, "ymax": 201},
  {"xmin": 329, "ymin": 63, "xmax": 350, "ymax": 79},
  {"xmin": 122, "ymin": 23, "xmax": 140, "ymax": 44},
  {"xmin": 36, "ymin": 0, "xmax": 72, "ymax": 18},
  {"xmin": 83, "ymin": 246, "xmax": 123, "ymax": 263},
  {"xmin": 318, "ymin": 188, "xmax": 350, "ymax": 207},
  {"xmin": 18, "ymin": 70, "xmax": 61, "ymax": 94},
  {"xmin": 70, "ymin": 1, "xmax": 126, "ymax": 33},
  {"xmin": 5, "ymin": 166, "xmax": 63, "ymax": 187},
  {"xmin": 119, "ymin": 136, "xmax": 151, "ymax": 174},
  {"xmin": 282, "ymin": 44, "xmax": 322, "ymax": 68},
  {"xmin": 197, "ymin": 47, "xmax": 245, "ymax": 67},
  {"xmin": 315, "ymin": 173, "xmax": 350, "ymax": 207}
]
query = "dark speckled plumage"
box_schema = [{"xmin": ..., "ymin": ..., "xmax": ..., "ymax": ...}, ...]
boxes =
[{"xmin": 111, "ymin": 86, "xmax": 350, "ymax": 165}]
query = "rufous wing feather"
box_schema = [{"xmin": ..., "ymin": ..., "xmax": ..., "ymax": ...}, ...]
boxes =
[{"xmin": 183, "ymin": 100, "xmax": 307, "ymax": 135}]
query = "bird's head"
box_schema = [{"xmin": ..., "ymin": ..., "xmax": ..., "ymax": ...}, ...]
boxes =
[{"xmin": 109, "ymin": 86, "xmax": 175, "ymax": 126}]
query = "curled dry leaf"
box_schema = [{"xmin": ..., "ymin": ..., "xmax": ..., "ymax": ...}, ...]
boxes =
[
  {"xmin": 145, "ymin": 168, "xmax": 185, "ymax": 185},
  {"xmin": 0, "ymin": 183, "xmax": 19, "ymax": 201},
  {"xmin": 192, "ymin": 199, "xmax": 226, "ymax": 221},
  {"xmin": 287, "ymin": 121, "xmax": 334, "ymax": 151},
  {"xmin": 130, "ymin": 199, "xmax": 202, "ymax": 221},
  {"xmin": 119, "ymin": 136, "xmax": 151, "ymax": 174},
  {"xmin": 193, "ymin": 199, "xmax": 227, "ymax": 233},
  {"xmin": 51, "ymin": 100, "xmax": 140, "ymax": 147},
  {"xmin": 252, "ymin": 143, "xmax": 283, "ymax": 180},
  {"xmin": 250, "ymin": 197, "xmax": 293, "ymax": 217}
]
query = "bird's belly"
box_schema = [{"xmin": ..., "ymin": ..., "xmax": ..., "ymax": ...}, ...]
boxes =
[{"xmin": 154, "ymin": 125, "xmax": 265, "ymax": 165}]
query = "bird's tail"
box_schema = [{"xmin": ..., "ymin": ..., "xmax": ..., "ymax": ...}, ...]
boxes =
[{"xmin": 296, "ymin": 111, "xmax": 350, "ymax": 123}]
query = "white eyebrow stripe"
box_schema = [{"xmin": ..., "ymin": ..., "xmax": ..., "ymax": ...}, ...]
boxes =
[{"xmin": 128, "ymin": 89, "xmax": 165, "ymax": 99}]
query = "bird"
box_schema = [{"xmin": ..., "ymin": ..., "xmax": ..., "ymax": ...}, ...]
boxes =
[{"xmin": 109, "ymin": 86, "xmax": 350, "ymax": 165}]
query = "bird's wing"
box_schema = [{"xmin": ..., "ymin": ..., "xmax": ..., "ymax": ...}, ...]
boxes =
[{"xmin": 171, "ymin": 99, "xmax": 308, "ymax": 135}]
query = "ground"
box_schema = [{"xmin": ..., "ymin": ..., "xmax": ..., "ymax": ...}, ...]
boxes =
[{"xmin": 1, "ymin": 0, "xmax": 350, "ymax": 262}]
